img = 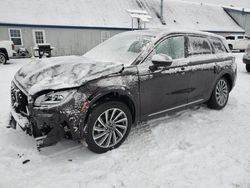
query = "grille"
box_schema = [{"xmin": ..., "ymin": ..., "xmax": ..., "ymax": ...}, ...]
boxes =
[{"xmin": 11, "ymin": 82, "xmax": 28, "ymax": 114}]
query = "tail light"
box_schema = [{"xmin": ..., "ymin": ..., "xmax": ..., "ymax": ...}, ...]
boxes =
[{"xmin": 12, "ymin": 43, "xmax": 15, "ymax": 50}]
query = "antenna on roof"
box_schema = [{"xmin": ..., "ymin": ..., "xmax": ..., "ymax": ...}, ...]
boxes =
[{"xmin": 127, "ymin": 9, "xmax": 152, "ymax": 30}]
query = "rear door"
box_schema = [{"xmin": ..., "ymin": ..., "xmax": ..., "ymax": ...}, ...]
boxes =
[
  {"xmin": 186, "ymin": 35, "xmax": 216, "ymax": 102},
  {"xmin": 138, "ymin": 35, "xmax": 191, "ymax": 120}
]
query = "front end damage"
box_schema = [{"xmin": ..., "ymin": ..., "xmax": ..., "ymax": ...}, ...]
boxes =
[{"xmin": 9, "ymin": 80, "xmax": 89, "ymax": 149}]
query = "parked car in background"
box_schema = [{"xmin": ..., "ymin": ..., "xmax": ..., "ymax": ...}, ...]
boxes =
[
  {"xmin": 243, "ymin": 44, "xmax": 250, "ymax": 72},
  {"xmin": 9, "ymin": 29, "xmax": 237, "ymax": 154},
  {"xmin": 225, "ymin": 35, "xmax": 250, "ymax": 52},
  {"xmin": 0, "ymin": 40, "xmax": 15, "ymax": 64}
]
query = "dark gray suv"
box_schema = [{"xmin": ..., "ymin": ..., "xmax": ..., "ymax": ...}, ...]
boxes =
[{"xmin": 10, "ymin": 29, "xmax": 236, "ymax": 153}]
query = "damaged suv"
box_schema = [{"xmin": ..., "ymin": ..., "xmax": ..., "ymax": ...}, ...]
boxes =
[{"xmin": 10, "ymin": 29, "xmax": 236, "ymax": 153}]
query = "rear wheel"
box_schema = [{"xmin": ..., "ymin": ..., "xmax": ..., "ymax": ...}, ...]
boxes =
[
  {"xmin": 208, "ymin": 78, "xmax": 229, "ymax": 110},
  {"xmin": 86, "ymin": 101, "xmax": 132, "ymax": 154},
  {"xmin": 0, "ymin": 52, "xmax": 7, "ymax": 64},
  {"xmin": 246, "ymin": 64, "xmax": 250, "ymax": 72}
]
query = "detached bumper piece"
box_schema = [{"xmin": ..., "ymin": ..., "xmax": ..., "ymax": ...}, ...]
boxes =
[{"xmin": 10, "ymin": 108, "xmax": 65, "ymax": 150}]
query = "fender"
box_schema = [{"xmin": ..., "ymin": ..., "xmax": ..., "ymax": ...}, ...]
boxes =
[{"xmin": 88, "ymin": 85, "xmax": 138, "ymax": 110}]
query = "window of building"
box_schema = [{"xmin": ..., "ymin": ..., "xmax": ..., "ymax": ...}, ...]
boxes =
[
  {"xmin": 33, "ymin": 30, "xmax": 46, "ymax": 44},
  {"xmin": 188, "ymin": 36, "xmax": 212, "ymax": 55},
  {"xmin": 9, "ymin": 28, "xmax": 23, "ymax": 45},
  {"xmin": 209, "ymin": 38, "xmax": 227, "ymax": 54},
  {"xmin": 101, "ymin": 31, "xmax": 111, "ymax": 42}
]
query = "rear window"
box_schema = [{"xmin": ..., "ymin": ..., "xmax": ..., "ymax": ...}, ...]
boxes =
[
  {"xmin": 209, "ymin": 38, "xmax": 227, "ymax": 54},
  {"xmin": 225, "ymin": 36, "xmax": 235, "ymax": 40},
  {"xmin": 188, "ymin": 36, "xmax": 212, "ymax": 55}
]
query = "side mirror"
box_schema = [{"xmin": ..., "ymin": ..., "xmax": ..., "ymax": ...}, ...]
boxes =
[{"xmin": 151, "ymin": 54, "xmax": 173, "ymax": 67}]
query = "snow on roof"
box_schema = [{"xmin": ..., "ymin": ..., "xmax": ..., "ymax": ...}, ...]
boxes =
[
  {"xmin": 223, "ymin": 6, "xmax": 250, "ymax": 13},
  {"xmin": 0, "ymin": 0, "xmax": 244, "ymax": 33}
]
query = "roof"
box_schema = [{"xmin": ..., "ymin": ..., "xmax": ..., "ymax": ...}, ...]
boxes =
[
  {"xmin": 0, "ymin": 0, "xmax": 245, "ymax": 33},
  {"xmin": 223, "ymin": 6, "xmax": 250, "ymax": 13}
]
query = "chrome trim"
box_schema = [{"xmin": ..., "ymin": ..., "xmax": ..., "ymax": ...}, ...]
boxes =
[{"xmin": 148, "ymin": 99, "xmax": 204, "ymax": 117}]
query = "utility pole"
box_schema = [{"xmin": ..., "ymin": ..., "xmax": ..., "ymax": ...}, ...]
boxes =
[
  {"xmin": 160, "ymin": 0, "xmax": 163, "ymax": 20},
  {"xmin": 160, "ymin": 0, "xmax": 166, "ymax": 25}
]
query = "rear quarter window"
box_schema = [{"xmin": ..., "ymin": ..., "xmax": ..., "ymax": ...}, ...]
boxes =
[{"xmin": 209, "ymin": 38, "xmax": 227, "ymax": 54}]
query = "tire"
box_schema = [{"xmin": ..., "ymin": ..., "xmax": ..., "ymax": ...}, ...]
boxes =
[
  {"xmin": 246, "ymin": 64, "xmax": 250, "ymax": 72},
  {"xmin": 86, "ymin": 101, "xmax": 132, "ymax": 154},
  {"xmin": 207, "ymin": 77, "xmax": 229, "ymax": 110},
  {"xmin": 228, "ymin": 44, "xmax": 233, "ymax": 51},
  {"xmin": 0, "ymin": 52, "xmax": 7, "ymax": 64}
]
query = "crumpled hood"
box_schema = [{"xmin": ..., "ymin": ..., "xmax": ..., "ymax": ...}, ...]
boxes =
[{"xmin": 14, "ymin": 56, "xmax": 123, "ymax": 95}]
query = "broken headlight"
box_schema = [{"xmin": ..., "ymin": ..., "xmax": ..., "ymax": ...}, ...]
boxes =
[{"xmin": 34, "ymin": 90, "xmax": 76, "ymax": 106}]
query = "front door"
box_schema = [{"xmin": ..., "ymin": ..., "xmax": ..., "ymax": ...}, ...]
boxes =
[{"xmin": 138, "ymin": 35, "xmax": 191, "ymax": 120}]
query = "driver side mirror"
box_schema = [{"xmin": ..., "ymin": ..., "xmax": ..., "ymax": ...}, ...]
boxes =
[{"xmin": 150, "ymin": 54, "xmax": 173, "ymax": 71}]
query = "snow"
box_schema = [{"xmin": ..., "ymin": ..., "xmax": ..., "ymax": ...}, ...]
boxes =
[
  {"xmin": 14, "ymin": 56, "xmax": 123, "ymax": 95},
  {"xmin": 1, "ymin": 53, "xmax": 250, "ymax": 187},
  {"xmin": 0, "ymin": 0, "xmax": 244, "ymax": 33}
]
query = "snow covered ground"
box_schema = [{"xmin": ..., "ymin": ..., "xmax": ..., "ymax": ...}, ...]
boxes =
[{"xmin": 0, "ymin": 53, "xmax": 250, "ymax": 188}]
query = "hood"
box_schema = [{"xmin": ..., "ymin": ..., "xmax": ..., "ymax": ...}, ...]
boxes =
[{"xmin": 14, "ymin": 56, "xmax": 123, "ymax": 95}]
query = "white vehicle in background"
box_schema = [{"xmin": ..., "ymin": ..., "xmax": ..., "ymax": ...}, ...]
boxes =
[
  {"xmin": 225, "ymin": 35, "xmax": 250, "ymax": 52},
  {"xmin": 0, "ymin": 40, "xmax": 15, "ymax": 64}
]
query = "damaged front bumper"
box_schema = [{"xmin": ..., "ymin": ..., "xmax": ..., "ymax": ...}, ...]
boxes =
[{"xmin": 9, "ymin": 81, "xmax": 89, "ymax": 149}]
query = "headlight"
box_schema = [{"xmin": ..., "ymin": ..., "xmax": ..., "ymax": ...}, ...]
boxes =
[{"xmin": 34, "ymin": 90, "xmax": 76, "ymax": 107}]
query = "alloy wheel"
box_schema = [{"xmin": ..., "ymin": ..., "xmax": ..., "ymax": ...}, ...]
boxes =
[
  {"xmin": 215, "ymin": 79, "xmax": 228, "ymax": 106},
  {"xmin": 92, "ymin": 108, "xmax": 128, "ymax": 148}
]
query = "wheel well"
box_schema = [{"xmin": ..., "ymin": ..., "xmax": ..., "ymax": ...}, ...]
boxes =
[
  {"xmin": 222, "ymin": 74, "xmax": 233, "ymax": 91},
  {"xmin": 0, "ymin": 48, "xmax": 9, "ymax": 60},
  {"xmin": 228, "ymin": 44, "xmax": 233, "ymax": 50},
  {"xmin": 87, "ymin": 92, "xmax": 136, "ymax": 124}
]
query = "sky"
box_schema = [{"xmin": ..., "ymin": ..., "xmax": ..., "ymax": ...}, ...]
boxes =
[{"xmin": 181, "ymin": 0, "xmax": 250, "ymax": 8}]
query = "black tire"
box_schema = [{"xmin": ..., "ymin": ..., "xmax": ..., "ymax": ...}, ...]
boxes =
[
  {"xmin": 228, "ymin": 44, "xmax": 233, "ymax": 51},
  {"xmin": 207, "ymin": 77, "xmax": 229, "ymax": 110},
  {"xmin": 246, "ymin": 64, "xmax": 250, "ymax": 72},
  {"xmin": 86, "ymin": 101, "xmax": 132, "ymax": 154},
  {"xmin": 0, "ymin": 52, "xmax": 7, "ymax": 64}
]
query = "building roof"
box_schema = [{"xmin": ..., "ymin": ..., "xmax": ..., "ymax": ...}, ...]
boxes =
[
  {"xmin": 223, "ymin": 6, "xmax": 250, "ymax": 13},
  {"xmin": 0, "ymin": 0, "xmax": 245, "ymax": 33}
]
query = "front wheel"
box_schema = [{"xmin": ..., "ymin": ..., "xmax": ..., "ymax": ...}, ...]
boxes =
[
  {"xmin": 207, "ymin": 78, "xmax": 229, "ymax": 110},
  {"xmin": 246, "ymin": 64, "xmax": 250, "ymax": 72},
  {"xmin": 86, "ymin": 101, "xmax": 132, "ymax": 154}
]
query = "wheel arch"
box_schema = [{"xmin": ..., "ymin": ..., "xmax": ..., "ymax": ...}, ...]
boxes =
[
  {"xmin": 85, "ymin": 87, "xmax": 137, "ymax": 126},
  {"xmin": 0, "ymin": 48, "xmax": 9, "ymax": 60}
]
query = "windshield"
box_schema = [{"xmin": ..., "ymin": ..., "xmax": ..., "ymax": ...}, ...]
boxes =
[{"xmin": 83, "ymin": 32, "xmax": 153, "ymax": 65}]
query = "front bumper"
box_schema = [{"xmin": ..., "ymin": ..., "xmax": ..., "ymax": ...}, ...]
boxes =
[{"xmin": 10, "ymin": 81, "xmax": 88, "ymax": 148}]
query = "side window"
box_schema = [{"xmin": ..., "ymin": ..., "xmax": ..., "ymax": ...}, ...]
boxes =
[
  {"xmin": 225, "ymin": 36, "xmax": 235, "ymax": 40},
  {"xmin": 237, "ymin": 36, "xmax": 244, "ymax": 39},
  {"xmin": 188, "ymin": 36, "xmax": 212, "ymax": 55},
  {"xmin": 155, "ymin": 36, "xmax": 185, "ymax": 59},
  {"xmin": 209, "ymin": 38, "xmax": 227, "ymax": 54}
]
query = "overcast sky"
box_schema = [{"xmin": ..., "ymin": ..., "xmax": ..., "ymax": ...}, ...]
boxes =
[{"xmin": 181, "ymin": 0, "xmax": 250, "ymax": 8}]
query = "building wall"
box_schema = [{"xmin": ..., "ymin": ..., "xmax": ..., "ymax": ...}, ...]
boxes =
[
  {"xmin": 0, "ymin": 26, "xmax": 126, "ymax": 56},
  {"xmin": 225, "ymin": 9, "xmax": 250, "ymax": 35}
]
